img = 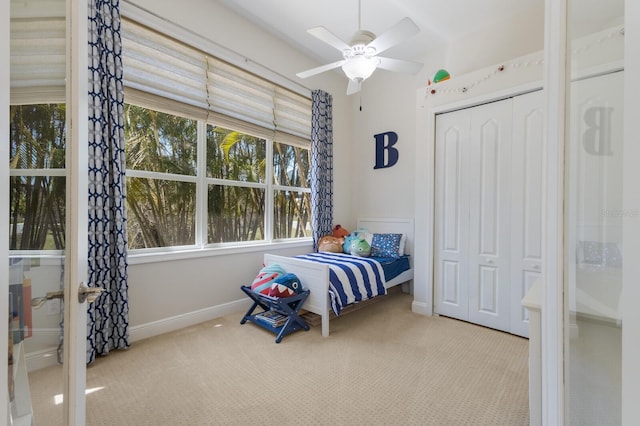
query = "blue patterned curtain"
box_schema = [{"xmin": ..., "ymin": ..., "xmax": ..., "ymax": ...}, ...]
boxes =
[
  {"xmin": 310, "ymin": 90, "xmax": 334, "ymax": 250},
  {"xmin": 87, "ymin": 0, "xmax": 129, "ymax": 364}
]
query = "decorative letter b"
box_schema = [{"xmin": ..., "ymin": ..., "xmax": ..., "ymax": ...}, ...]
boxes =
[{"xmin": 374, "ymin": 131, "xmax": 399, "ymax": 169}]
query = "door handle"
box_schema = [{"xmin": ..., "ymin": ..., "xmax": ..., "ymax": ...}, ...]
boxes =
[
  {"xmin": 31, "ymin": 283, "xmax": 104, "ymax": 308},
  {"xmin": 78, "ymin": 282, "xmax": 104, "ymax": 304}
]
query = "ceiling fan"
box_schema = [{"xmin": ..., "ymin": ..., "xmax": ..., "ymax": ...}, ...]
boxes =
[{"xmin": 296, "ymin": 1, "xmax": 424, "ymax": 95}]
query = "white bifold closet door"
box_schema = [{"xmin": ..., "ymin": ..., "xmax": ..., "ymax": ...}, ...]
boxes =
[{"xmin": 434, "ymin": 90, "xmax": 544, "ymax": 337}]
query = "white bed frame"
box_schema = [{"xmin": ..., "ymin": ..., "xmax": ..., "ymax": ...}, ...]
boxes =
[{"xmin": 264, "ymin": 217, "xmax": 414, "ymax": 337}]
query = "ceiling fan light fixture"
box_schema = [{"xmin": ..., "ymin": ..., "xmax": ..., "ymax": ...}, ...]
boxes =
[{"xmin": 341, "ymin": 56, "xmax": 380, "ymax": 82}]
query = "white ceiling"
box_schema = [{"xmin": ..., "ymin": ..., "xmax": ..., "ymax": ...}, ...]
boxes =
[{"xmin": 219, "ymin": 0, "xmax": 542, "ymax": 66}]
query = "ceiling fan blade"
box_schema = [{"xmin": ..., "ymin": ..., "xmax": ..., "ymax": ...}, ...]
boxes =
[
  {"xmin": 296, "ymin": 60, "xmax": 345, "ymax": 79},
  {"xmin": 307, "ymin": 26, "xmax": 351, "ymax": 52},
  {"xmin": 367, "ymin": 17, "xmax": 419, "ymax": 55},
  {"xmin": 346, "ymin": 79, "xmax": 361, "ymax": 95},
  {"xmin": 377, "ymin": 56, "xmax": 424, "ymax": 75}
]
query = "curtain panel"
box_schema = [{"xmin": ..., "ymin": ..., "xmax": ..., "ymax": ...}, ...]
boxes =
[
  {"xmin": 87, "ymin": 0, "xmax": 130, "ymax": 364},
  {"xmin": 310, "ymin": 90, "xmax": 334, "ymax": 250}
]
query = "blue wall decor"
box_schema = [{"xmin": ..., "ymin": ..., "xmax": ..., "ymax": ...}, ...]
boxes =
[{"xmin": 373, "ymin": 131, "xmax": 399, "ymax": 169}]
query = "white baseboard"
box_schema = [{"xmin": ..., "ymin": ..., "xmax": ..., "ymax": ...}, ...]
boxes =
[
  {"xmin": 25, "ymin": 298, "xmax": 251, "ymax": 372},
  {"xmin": 129, "ymin": 298, "xmax": 250, "ymax": 342},
  {"xmin": 412, "ymin": 300, "xmax": 433, "ymax": 316}
]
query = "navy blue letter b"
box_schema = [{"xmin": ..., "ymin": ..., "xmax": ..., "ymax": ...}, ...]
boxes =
[{"xmin": 374, "ymin": 131, "xmax": 399, "ymax": 169}]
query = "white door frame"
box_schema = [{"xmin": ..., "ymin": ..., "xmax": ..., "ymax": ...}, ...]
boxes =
[
  {"xmin": 621, "ymin": 0, "xmax": 640, "ymax": 424},
  {"xmin": 64, "ymin": 0, "xmax": 90, "ymax": 423},
  {"xmin": 541, "ymin": 0, "xmax": 566, "ymax": 423},
  {"xmin": 1, "ymin": 0, "xmax": 11, "ymax": 422}
]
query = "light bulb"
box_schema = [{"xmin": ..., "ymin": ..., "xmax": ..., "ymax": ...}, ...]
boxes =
[{"xmin": 341, "ymin": 56, "xmax": 380, "ymax": 81}]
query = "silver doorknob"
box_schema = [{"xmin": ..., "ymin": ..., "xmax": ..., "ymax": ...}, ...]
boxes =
[{"xmin": 31, "ymin": 284, "xmax": 104, "ymax": 307}]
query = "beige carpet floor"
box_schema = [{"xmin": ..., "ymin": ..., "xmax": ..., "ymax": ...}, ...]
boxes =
[{"xmin": 28, "ymin": 292, "xmax": 530, "ymax": 425}]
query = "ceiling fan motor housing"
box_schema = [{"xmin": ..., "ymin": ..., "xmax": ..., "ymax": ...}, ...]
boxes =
[{"xmin": 344, "ymin": 30, "xmax": 377, "ymax": 58}]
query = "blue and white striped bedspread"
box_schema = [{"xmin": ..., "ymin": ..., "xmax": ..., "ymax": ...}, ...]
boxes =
[{"xmin": 295, "ymin": 252, "xmax": 387, "ymax": 316}]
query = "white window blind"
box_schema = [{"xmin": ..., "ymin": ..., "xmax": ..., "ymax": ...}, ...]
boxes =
[
  {"xmin": 122, "ymin": 19, "xmax": 208, "ymax": 120},
  {"xmin": 274, "ymin": 86, "xmax": 313, "ymax": 146},
  {"xmin": 10, "ymin": 17, "xmax": 66, "ymax": 104},
  {"xmin": 121, "ymin": 18, "xmax": 311, "ymax": 146}
]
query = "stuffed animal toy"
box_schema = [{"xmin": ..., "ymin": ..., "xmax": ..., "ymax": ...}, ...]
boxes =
[
  {"xmin": 332, "ymin": 224, "xmax": 350, "ymax": 238},
  {"xmin": 349, "ymin": 238, "xmax": 371, "ymax": 257},
  {"xmin": 251, "ymin": 264, "xmax": 286, "ymax": 295},
  {"xmin": 268, "ymin": 273, "xmax": 302, "ymax": 298},
  {"xmin": 343, "ymin": 229, "xmax": 368, "ymax": 254},
  {"xmin": 318, "ymin": 235, "xmax": 344, "ymax": 253},
  {"xmin": 343, "ymin": 233, "xmax": 358, "ymax": 254}
]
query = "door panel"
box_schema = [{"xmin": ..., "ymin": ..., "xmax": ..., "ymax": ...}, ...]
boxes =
[
  {"xmin": 468, "ymin": 99, "xmax": 512, "ymax": 331},
  {"xmin": 511, "ymin": 90, "xmax": 545, "ymax": 337},
  {"xmin": 478, "ymin": 265, "xmax": 498, "ymax": 314},
  {"xmin": 435, "ymin": 109, "xmax": 471, "ymax": 320},
  {"xmin": 442, "ymin": 261, "xmax": 461, "ymax": 304}
]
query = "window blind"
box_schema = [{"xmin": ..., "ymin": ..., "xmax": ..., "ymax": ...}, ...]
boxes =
[
  {"xmin": 121, "ymin": 18, "xmax": 311, "ymax": 146},
  {"xmin": 10, "ymin": 17, "xmax": 66, "ymax": 104},
  {"xmin": 274, "ymin": 86, "xmax": 313, "ymax": 147},
  {"xmin": 121, "ymin": 19, "xmax": 209, "ymax": 120}
]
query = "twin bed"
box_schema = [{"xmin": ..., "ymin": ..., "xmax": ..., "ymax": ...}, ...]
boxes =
[{"xmin": 264, "ymin": 217, "xmax": 414, "ymax": 337}]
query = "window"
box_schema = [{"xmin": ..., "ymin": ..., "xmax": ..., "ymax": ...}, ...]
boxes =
[
  {"xmin": 125, "ymin": 105, "xmax": 198, "ymax": 249},
  {"xmin": 125, "ymin": 104, "xmax": 312, "ymax": 251},
  {"xmin": 9, "ymin": 104, "xmax": 66, "ymax": 251},
  {"xmin": 272, "ymin": 142, "xmax": 311, "ymax": 239},
  {"xmin": 206, "ymin": 125, "xmax": 266, "ymax": 244},
  {"xmin": 119, "ymin": 16, "xmax": 314, "ymax": 252}
]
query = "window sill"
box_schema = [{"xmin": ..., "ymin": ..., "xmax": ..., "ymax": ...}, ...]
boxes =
[
  {"xmin": 127, "ymin": 239, "xmax": 314, "ymax": 265},
  {"xmin": 9, "ymin": 239, "xmax": 314, "ymax": 266}
]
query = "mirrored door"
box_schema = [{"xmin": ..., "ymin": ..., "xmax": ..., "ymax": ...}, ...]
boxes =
[
  {"xmin": 565, "ymin": 0, "xmax": 625, "ymax": 424},
  {"xmin": 8, "ymin": 0, "xmax": 89, "ymax": 424}
]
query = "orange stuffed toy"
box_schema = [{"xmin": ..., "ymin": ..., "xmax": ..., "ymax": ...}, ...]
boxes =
[
  {"xmin": 318, "ymin": 235, "xmax": 344, "ymax": 253},
  {"xmin": 332, "ymin": 224, "xmax": 350, "ymax": 238}
]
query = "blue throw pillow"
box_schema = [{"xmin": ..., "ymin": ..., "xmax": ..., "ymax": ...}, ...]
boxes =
[{"xmin": 370, "ymin": 233, "xmax": 403, "ymax": 258}]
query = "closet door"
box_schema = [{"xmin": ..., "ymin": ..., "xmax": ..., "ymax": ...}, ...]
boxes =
[
  {"xmin": 510, "ymin": 90, "xmax": 545, "ymax": 337},
  {"xmin": 466, "ymin": 99, "xmax": 513, "ymax": 332},
  {"xmin": 434, "ymin": 108, "xmax": 471, "ymax": 321}
]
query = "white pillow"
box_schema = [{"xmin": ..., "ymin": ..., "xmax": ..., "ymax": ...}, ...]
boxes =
[{"xmin": 399, "ymin": 234, "xmax": 406, "ymax": 256}]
